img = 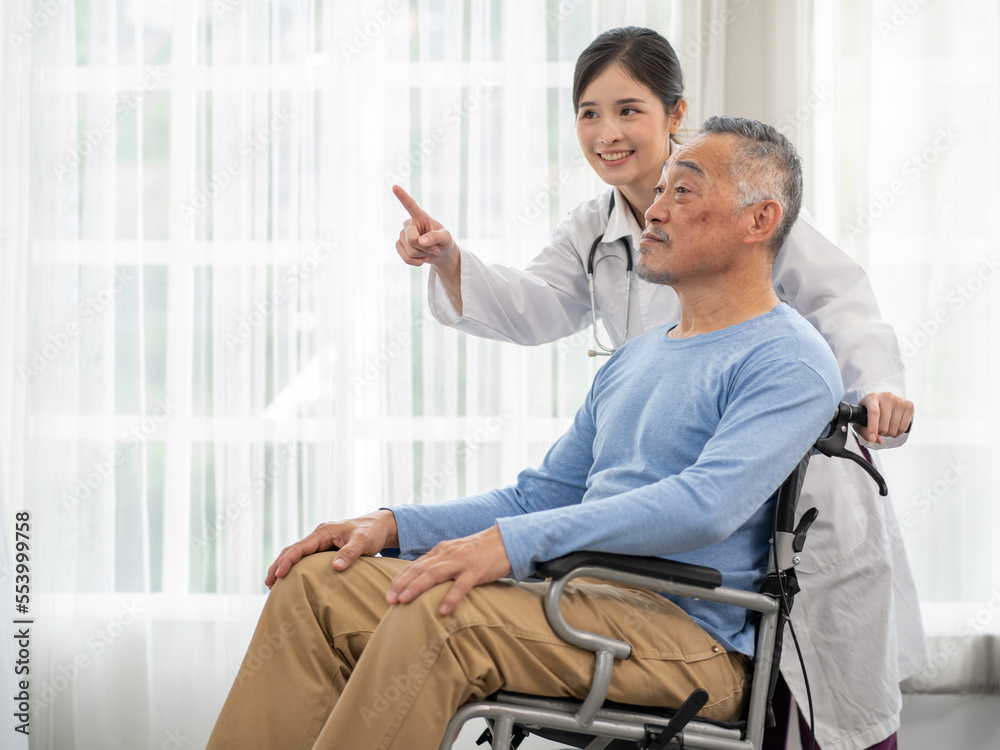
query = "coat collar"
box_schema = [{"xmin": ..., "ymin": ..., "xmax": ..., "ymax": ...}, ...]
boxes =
[{"xmin": 603, "ymin": 187, "xmax": 643, "ymax": 245}]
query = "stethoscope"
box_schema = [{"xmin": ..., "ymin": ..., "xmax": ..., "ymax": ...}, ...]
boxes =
[{"xmin": 586, "ymin": 191, "xmax": 633, "ymax": 357}]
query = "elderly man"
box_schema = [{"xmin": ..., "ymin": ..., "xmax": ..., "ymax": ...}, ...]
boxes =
[{"xmin": 206, "ymin": 117, "xmax": 843, "ymax": 750}]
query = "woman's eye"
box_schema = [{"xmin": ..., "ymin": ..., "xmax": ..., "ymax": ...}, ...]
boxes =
[
  {"xmin": 675, "ymin": 186, "xmax": 689, "ymax": 194},
  {"xmin": 580, "ymin": 110, "xmax": 597, "ymax": 120},
  {"xmin": 653, "ymin": 186, "xmax": 665, "ymax": 196},
  {"xmin": 620, "ymin": 107, "xmax": 637, "ymax": 116}
]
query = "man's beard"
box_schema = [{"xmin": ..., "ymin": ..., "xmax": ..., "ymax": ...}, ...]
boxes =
[{"xmin": 636, "ymin": 228, "xmax": 676, "ymax": 285}]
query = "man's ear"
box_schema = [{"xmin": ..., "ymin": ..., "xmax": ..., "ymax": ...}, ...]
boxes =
[{"xmin": 743, "ymin": 200, "xmax": 783, "ymax": 248}]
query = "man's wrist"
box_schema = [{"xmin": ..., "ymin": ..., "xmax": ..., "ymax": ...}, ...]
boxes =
[{"xmin": 377, "ymin": 509, "xmax": 400, "ymax": 548}]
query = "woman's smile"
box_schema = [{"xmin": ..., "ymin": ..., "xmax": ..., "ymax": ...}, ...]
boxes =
[{"xmin": 598, "ymin": 150, "xmax": 635, "ymax": 163}]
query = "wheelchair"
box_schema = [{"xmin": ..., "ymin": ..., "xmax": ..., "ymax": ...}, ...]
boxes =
[{"xmin": 439, "ymin": 403, "xmax": 888, "ymax": 750}]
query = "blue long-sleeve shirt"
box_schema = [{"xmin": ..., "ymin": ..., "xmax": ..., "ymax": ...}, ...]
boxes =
[{"xmin": 388, "ymin": 304, "xmax": 843, "ymax": 654}]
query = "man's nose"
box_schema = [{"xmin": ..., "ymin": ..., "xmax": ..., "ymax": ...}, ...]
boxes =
[{"xmin": 645, "ymin": 194, "xmax": 669, "ymax": 225}]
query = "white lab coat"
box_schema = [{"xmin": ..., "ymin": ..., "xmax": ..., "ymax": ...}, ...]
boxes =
[{"xmin": 427, "ymin": 187, "xmax": 929, "ymax": 750}]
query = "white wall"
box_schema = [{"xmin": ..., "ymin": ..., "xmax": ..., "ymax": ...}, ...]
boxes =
[
  {"xmin": 899, "ymin": 695, "xmax": 1000, "ymax": 750},
  {"xmin": 782, "ymin": 694, "xmax": 1000, "ymax": 750}
]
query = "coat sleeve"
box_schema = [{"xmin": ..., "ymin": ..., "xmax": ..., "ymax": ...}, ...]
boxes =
[
  {"xmin": 426, "ymin": 201, "xmax": 601, "ymax": 345},
  {"xmin": 772, "ymin": 217, "xmax": 907, "ymax": 407}
]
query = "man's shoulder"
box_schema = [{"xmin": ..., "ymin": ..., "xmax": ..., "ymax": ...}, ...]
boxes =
[
  {"xmin": 748, "ymin": 305, "xmax": 842, "ymax": 388},
  {"xmin": 604, "ymin": 304, "xmax": 839, "ymax": 382},
  {"xmin": 764, "ymin": 303, "xmax": 834, "ymax": 351}
]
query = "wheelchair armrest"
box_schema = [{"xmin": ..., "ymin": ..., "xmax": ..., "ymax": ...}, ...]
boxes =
[
  {"xmin": 534, "ymin": 552, "xmax": 723, "ymax": 729},
  {"xmin": 537, "ymin": 551, "xmax": 723, "ymax": 590}
]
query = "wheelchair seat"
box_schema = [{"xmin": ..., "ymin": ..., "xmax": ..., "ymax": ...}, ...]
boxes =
[{"xmin": 438, "ymin": 403, "xmax": 886, "ymax": 750}]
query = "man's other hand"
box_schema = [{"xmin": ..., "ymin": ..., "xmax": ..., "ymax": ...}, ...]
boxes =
[
  {"xmin": 265, "ymin": 510, "xmax": 399, "ymax": 588},
  {"xmin": 857, "ymin": 391, "xmax": 914, "ymax": 445},
  {"xmin": 386, "ymin": 526, "xmax": 513, "ymax": 616}
]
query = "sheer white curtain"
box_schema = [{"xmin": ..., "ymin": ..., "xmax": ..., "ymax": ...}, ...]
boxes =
[
  {"xmin": 0, "ymin": 1, "xmax": 685, "ymax": 747},
  {"xmin": 807, "ymin": 0, "xmax": 1000, "ymax": 693}
]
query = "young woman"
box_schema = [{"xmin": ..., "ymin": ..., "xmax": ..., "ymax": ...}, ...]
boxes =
[{"xmin": 393, "ymin": 27, "xmax": 923, "ymax": 750}]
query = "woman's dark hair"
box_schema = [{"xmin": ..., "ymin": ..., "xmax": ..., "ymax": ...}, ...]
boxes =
[{"xmin": 572, "ymin": 27, "xmax": 685, "ymax": 117}]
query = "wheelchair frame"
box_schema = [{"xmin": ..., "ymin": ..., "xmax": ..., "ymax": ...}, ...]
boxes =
[{"xmin": 438, "ymin": 403, "xmax": 886, "ymax": 750}]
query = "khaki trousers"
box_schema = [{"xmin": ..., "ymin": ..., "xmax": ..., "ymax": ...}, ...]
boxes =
[{"xmin": 206, "ymin": 552, "xmax": 747, "ymax": 750}]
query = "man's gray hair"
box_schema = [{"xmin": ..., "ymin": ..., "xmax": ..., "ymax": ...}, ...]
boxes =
[{"xmin": 698, "ymin": 116, "xmax": 803, "ymax": 254}]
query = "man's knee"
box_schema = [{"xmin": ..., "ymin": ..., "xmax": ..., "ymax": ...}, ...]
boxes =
[
  {"xmin": 271, "ymin": 551, "xmax": 338, "ymax": 596},
  {"xmin": 292, "ymin": 551, "xmax": 338, "ymax": 575},
  {"xmin": 274, "ymin": 553, "xmax": 403, "ymax": 619}
]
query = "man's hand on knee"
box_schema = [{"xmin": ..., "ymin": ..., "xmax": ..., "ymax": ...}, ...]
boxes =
[
  {"xmin": 386, "ymin": 525, "xmax": 512, "ymax": 616},
  {"xmin": 265, "ymin": 510, "xmax": 399, "ymax": 588}
]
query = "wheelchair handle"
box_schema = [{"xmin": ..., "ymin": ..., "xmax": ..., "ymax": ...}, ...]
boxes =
[
  {"xmin": 814, "ymin": 402, "xmax": 892, "ymax": 496},
  {"xmin": 838, "ymin": 402, "xmax": 869, "ymax": 427},
  {"xmin": 838, "ymin": 402, "xmax": 913, "ymax": 434}
]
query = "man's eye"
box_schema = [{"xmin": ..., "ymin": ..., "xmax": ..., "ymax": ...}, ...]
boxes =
[
  {"xmin": 653, "ymin": 186, "xmax": 665, "ymax": 196},
  {"xmin": 675, "ymin": 186, "xmax": 689, "ymax": 194}
]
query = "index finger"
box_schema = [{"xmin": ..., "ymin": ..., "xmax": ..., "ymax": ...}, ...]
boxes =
[
  {"xmin": 438, "ymin": 575, "xmax": 475, "ymax": 616},
  {"xmin": 864, "ymin": 400, "xmax": 882, "ymax": 444},
  {"xmin": 392, "ymin": 184, "xmax": 427, "ymax": 221},
  {"xmin": 266, "ymin": 542, "xmax": 308, "ymax": 586},
  {"xmin": 265, "ymin": 531, "xmax": 327, "ymax": 586},
  {"xmin": 897, "ymin": 404, "xmax": 914, "ymax": 435},
  {"xmin": 386, "ymin": 559, "xmax": 424, "ymax": 604}
]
